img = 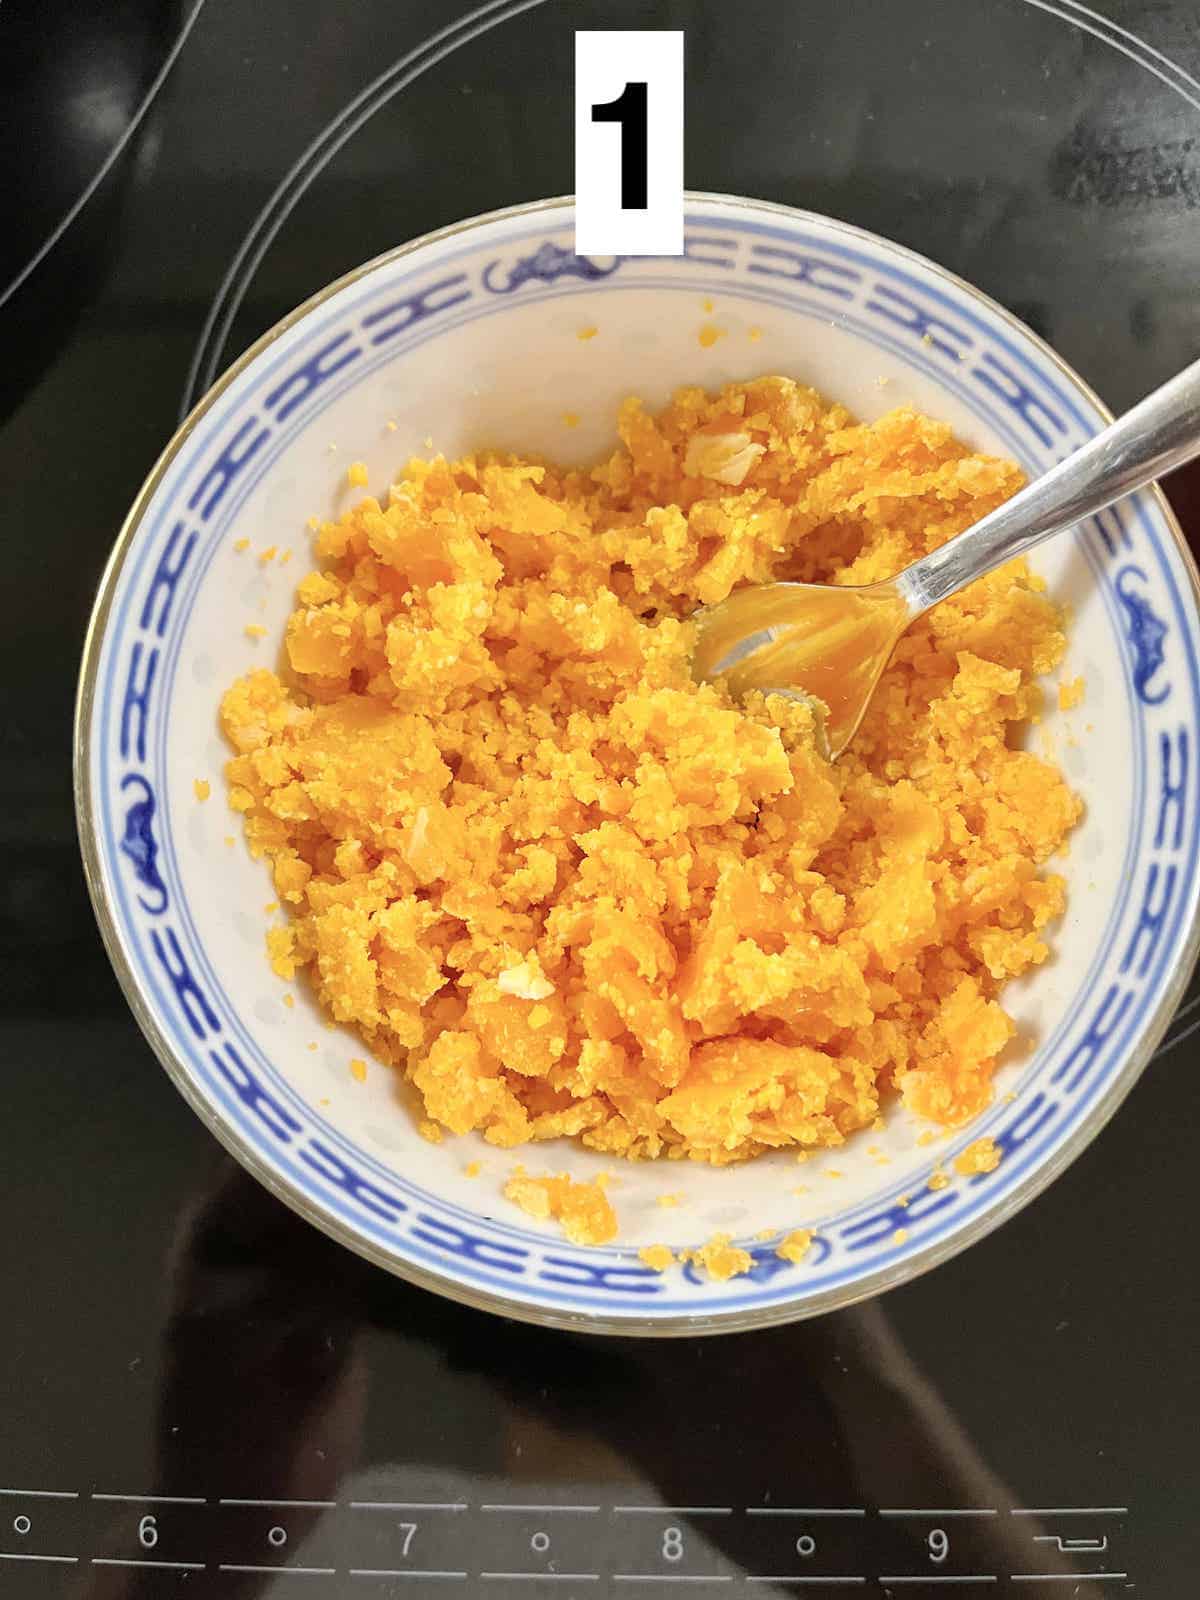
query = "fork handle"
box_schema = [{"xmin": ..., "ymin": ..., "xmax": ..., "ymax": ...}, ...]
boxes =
[{"xmin": 897, "ymin": 355, "xmax": 1200, "ymax": 615}]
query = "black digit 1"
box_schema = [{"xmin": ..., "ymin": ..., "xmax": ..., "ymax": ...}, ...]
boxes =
[{"xmin": 591, "ymin": 81, "xmax": 649, "ymax": 209}]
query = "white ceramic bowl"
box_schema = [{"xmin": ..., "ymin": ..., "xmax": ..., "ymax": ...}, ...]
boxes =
[{"xmin": 76, "ymin": 195, "xmax": 1200, "ymax": 1334}]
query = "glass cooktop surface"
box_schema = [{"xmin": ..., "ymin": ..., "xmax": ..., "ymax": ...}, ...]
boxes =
[{"xmin": 1, "ymin": 0, "xmax": 1197, "ymax": 1592}]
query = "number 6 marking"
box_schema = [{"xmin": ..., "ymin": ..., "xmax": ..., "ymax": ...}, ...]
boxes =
[
  {"xmin": 138, "ymin": 1515, "xmax": 158, "ymax": 1549},
  {"xmin": 591, "ymin": 82, "xmax": 649, "ymax": 209}
]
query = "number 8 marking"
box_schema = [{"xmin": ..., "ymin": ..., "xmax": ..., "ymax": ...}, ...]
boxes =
[{"xmin": 662, "ymin": 1526, "xmax": 684, "ymax": 1562}]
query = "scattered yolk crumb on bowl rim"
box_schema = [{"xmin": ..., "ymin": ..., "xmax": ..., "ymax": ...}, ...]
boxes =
[
  {"xmin": 634, "ymin": 1225, "xmax": 814, "ymax": 1281},
  {"xmin": 1058, "ymin": 675, "xmax": 1085, "ymax": 711},
  {"xmin": 218, "ymin": 376, "xmax": 1080, "ymax": 1270},
  {"xmin": 503, "ymin": 1168, "xmax": 618, "ymax": 1246},
  {"xmin": 953, "ymin": 1135, "xmax": 1003, "ymax": 1176}
]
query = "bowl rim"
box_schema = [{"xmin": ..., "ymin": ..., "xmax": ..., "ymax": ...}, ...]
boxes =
[{"xmin": 74, "ymin": 190, "xmax": 1200, "ymax": 1336}]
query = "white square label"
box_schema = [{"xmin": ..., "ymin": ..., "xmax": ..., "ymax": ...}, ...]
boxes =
[{"xmin": 575, "ymin": 30, "xmax": 684, "ymax": 257}]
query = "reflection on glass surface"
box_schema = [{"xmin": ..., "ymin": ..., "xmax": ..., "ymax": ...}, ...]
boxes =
[
  {"xmin": 181, "ymin": 0, "xmax": 1200, "ymax": 416},
  {"xmin": 69, "ymin": 1162, "xmax": 1121, "ymax": 1594}
]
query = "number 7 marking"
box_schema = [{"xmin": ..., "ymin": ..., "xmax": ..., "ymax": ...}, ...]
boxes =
[{"xmin": 398, "ymin": 1523, "xmax": 417, "ymax": 1556}]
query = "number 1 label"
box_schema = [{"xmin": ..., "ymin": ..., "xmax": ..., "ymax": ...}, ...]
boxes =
[
  {"xmin": 575, "ymin": 31, "xmax": 683, "ymax": 255},
  {"xmin": 591, "ymin": 82, "xmax": 649, "ymax": 210}
]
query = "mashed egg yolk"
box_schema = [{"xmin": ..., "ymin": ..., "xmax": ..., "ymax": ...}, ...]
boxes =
[{"xmin": 221, "ymin": 377, "xmax": 1080, "ymax": 1178}]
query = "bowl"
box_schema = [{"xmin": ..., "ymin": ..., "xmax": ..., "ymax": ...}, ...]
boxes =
[{"xmin": 76, "ymin": 194, "xmax": 1200, "ymax": 1334}]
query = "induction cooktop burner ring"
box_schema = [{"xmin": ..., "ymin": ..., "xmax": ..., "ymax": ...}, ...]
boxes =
[
  {"xmin": 0, "ymin": 0, "xmax": 209, "ymax": 320},
  {"xmin": 180, "ymin": 0, "xmax": 556, "ymax": 419},
  {"xmin": 179, "ymin": 0, "xmax": 1200, "ymax": 417}
]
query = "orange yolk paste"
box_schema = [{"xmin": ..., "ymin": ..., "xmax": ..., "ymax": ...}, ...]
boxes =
[{"xmin": 220, "ymin": 377, "xmax": 1080, "ymax": 1175}]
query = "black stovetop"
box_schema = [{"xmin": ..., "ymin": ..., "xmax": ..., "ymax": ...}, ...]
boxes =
[{"xmin": 2, "ymin": 0, "xmax": 1198, "ymax": 1593}]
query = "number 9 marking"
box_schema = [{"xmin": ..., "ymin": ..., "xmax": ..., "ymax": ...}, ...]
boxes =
[{"xmin": 929, "ymin": 1529, "xmax": 949, "ymax": 1564}]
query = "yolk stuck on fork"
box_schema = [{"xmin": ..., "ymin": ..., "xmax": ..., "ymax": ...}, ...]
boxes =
[{"xmin": 692, "ymin": 581, "xmax": 911, "ymax": 755}]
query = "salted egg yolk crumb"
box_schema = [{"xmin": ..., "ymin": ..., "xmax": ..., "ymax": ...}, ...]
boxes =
[
  {"xmin": 1058, "ymin": 676, "xmax": 1085, "ymax": 710},
  {"xmin": 503, "ymin": 1170, "xmax": 618, "ymax": 1245},
  {"xmin": 775, "ymin": 1228, "xmax": 813, "ymax": 1264},
  {"xmin": 639, "ymin": 1243, "xmax": 676, "ymax": 1272},
  {"xmin": 954, "ymin": 1136, "xmax": 1003, "ymax": 1176},
  {"xmin": 682, "ymin": 1233, "xmax": 753, "ymax": 1282},
  {"xmin": 193, "ymin": 778, "xmax": 211, "ymax": 802},
  {"xmin": 220, "ymin": 377, "xmax": 1080, "ymax": 1218}
]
